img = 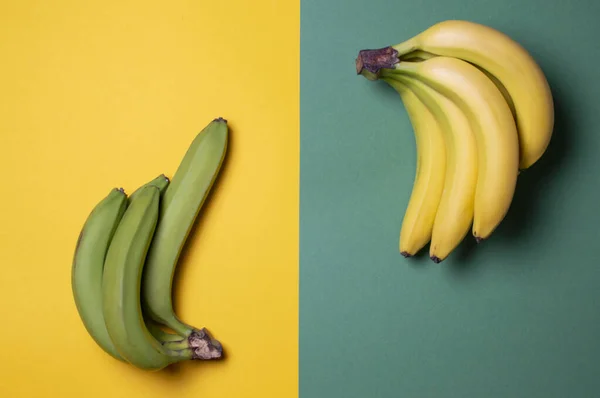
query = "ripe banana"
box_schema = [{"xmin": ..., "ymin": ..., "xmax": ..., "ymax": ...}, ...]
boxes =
[
  {"xmin": 387, "ymin": 80, "xmax": 446, "ymax": 257},
  {"xmin": 102, "ymin": 186, "xmax": 222, "ymax": 371},
  {"xmin": 402, "ymin": 50, "xmax": 518, "ymax": 121},
  {"xmin": 72, "ymin": 187, "xmax": 128, "ymax": 361},
  {"xmin": 142, "ymin": 118, "xmax": 228, "ymax": 340},
  {"xmin": 392, "ymin": 20, "xmax": 554, "ymax": 169},
  {"xmin": 381, "ymin": 57, "xmax": 519, "ymax": 241},
  {"xmin": 384, "ymin": 75, "xmax": 478, "ymax": 262}
]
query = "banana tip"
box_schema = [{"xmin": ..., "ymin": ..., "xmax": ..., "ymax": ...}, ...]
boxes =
[
  {"xmin": 430, "ymin": 256, "xmax": 442, "ymax": 264},
  {"xmin": 474, "ymin": 236, "xmax": 484, "ymax": 244},
  {"xmin": 213, "ymin": 117, "xmax": 228, "ymax": 124},
  {"xmin": 400, "ymin": 251, "xmax": 412, "ymax": 258}
]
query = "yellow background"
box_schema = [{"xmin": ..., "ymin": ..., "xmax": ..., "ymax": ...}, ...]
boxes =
[{"xmin": 0, "ymin": 1, "xmax": 298, "ymax": 397}]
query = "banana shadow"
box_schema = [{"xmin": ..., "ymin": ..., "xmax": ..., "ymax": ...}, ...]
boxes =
[{"xmin": 451, "ymin": 75, "xmax": 573, "ymax": 270}]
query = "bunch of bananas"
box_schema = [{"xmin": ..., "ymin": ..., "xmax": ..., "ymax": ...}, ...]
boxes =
[
  {"xmin": 71, "ymin": 118, "xmax": 229, "ymax": 371},
  {"xmin": 355, "ymin": 20, "xmax": 554, "ymax": 263}
]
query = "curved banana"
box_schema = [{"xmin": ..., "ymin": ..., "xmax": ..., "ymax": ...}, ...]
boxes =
[
  {"xmin": 385, "ymin": 75, "xmax": 478, "ymax": 262},
  {"xmin": 71, "ymin": 184, "xmax": 194, "ymax": 362},
  {"xmin": 385, "ymin": 80, "xmax": 446, "ymax": 257},
  {"xmin": 392, "ymin": 20, "xmax": 554, "ymax": 169},
  {"xmin": 102, "ymin": 186, "xmax": 222, "ymax": 371},
  {"xmin": 129, "ymin": 174, "xmax": 170, "ymax": 203},
  {"xmin": 72, "ymin": 187, "xmax": 128, "ymax": 361},
  {"xmin": 142, "ymin": 118, "xmax": 228, "ymax": 341},
  {"xmin": 400, "ymin": 50, "xmax": 517, "ymax": 118},
  {"xmin": 379, "ymin": 57, "xmax": 519, "ymax": 241},
  {"xmin": 130, "ymin": 174, "xmax": 202, "ymax": 343}
]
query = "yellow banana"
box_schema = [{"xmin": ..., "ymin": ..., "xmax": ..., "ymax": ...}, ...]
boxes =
[
  {"xmin": 392, "ymin": 20, "xmax": 554, "ymax": 169},
  {"xmin": 400, "ymin": 50, "xmax": 517, "ymax": 120},
  {"xmin": 375, "ymin": 57, "xmax": 519, "ymax": 241},
  {"xmin": 384, "ymin": 75, "xmax": 478, "ymax": 262},
  {"xmin": 387, "ymin": 80, "xmax": 446, "ymax": 257}
]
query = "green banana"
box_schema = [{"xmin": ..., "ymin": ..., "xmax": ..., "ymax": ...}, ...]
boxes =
[
  {"xmin": 141, "ymin": 118, "xmax": 228, "ymax": 347},
  {"xmin": 128, "ymin": 174, "xmax": 170, "ymax": 203},
  {"xmin": 72, "ymin": 187, "xmax": 128, "ymax": 361},
  {"xmin": 71, "ymin": 177, "xmax": 195, "ymax": 363},
  {"xmin": 128, "ymin": 173, "xmax": 186, "ymax": 343},
  {"xmin": 102, "ymin": 186, "xmax": 222, "ymax": 371}
]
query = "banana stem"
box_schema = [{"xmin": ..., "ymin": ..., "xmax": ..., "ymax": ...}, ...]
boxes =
[
  {"xmin": 402, "ymin": 50, "xmax": 437, "ymax": 61},
  {"xmin": 163, "ymin": 339, "xmax": 189, "ymax": 350},
  {"xmin": 392, "ymin": 38, "xmax": 419, "ymax": 56},
  {"xmin": 390, "ymin": 61, "xmax": 420, "ymax": 74},
  {"xmin": 157, "ymin": 327, "xmax": 225, "ymax": 360},
  {"xmin": 146, "ymin": 320, "xmax": 183, "ymax": 342},
  {"xmin": 166, "ymin": 316, "xmax": 196, "ymax": 337},
  {"xmin": 355, "ymin": 46, "xmax": 400, "ymax": 76},
  {"xmin": 379, "ymin": 63, "xmax": 422, "ymax": 84},
  {"xmin": 355, "ymin": 47, "xmax": 425, "ymax": 81}
]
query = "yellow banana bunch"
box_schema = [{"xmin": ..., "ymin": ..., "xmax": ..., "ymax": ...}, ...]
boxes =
[{"xmin": 356, "ymin": 19, "xmax": 554, "ymax": 262}]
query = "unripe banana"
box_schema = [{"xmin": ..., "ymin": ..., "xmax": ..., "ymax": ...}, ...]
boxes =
[
  {"xmin": 72, "ymin": 188, "xmax": 128, "ymax": 361},
  {"xmin": 129, "ymin": 174, "xmax": 170, "ymax": 203},
  {"xmin": 128, "ymin": 174, "xmax": 186, "ymax": 342},
  {"xmin": 71, "ymin": 176, "xmax": 198, "ymax": 362},
  {"xmin": 141, "ymin": 118, "xmax": 228, "ymax": 343},
  {"xmin": 102, "ymin": 186, "xmax": 222, "ymax": 371}
]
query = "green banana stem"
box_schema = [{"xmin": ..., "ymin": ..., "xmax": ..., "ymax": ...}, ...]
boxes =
[
  {"xmin": 163, "ymin": 329, "xmax": 224, "ymax": 360},
  {"xmin": 163, "ymin": 340, "xmax": 189, "ymax": 350},
  {"xmin": 146, "ymin": 321, "xmax": 184, "ymax": 343},
  {"xmin": 402, "ymin": 49, "xmax": 437, "ymax": 61},
  {"xmin": 162, "ymin": 347, "xmax": 222, "ymax": 361}
]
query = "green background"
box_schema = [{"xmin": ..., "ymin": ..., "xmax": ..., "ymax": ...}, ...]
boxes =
[{"xmin": 299, "ymin": 0, "xmax": 600, "ymax": 397}]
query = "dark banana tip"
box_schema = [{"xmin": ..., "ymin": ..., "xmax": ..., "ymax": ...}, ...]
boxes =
[
  {"xmin": 474, "ymin": 236, "xmax": 484, "ymax": 244},
  {"xmin": 213, "ymin": 117, "xmax": 228, "ymax": 123},
  {"xmin": 430, "ymin": 256, "xmax": 442, "ymax": 264},
  {"xmin": 118, "ymin": 187, "xmax": 125, "ymax": 193},
  {"xmin": 161, "ymin": 174, "xmax": 170, "ymax": 183},
  {"xmin": 400, "ymin": 251, "xmax": 412, "ymax": 258}
]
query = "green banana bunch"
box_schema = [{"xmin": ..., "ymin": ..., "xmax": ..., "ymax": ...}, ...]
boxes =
[
  {"xmin": 71, "ymin": 175, "xmax": 206, "ymax": 363},
  {"xmin": 141, "ymin": 118, "xmax": 228, "ymax": 340},
  {"xmin": 71, "ymin": 117, "xmax": 229, "ymax": 371},
  {"xmin": 102, "ymin": 186, "xmax": 203, "ymax": 371}
]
